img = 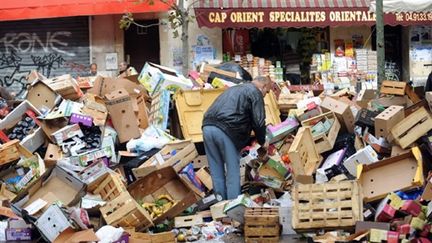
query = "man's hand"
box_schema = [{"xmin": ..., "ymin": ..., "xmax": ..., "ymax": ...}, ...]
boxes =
[{"xmin": 257, "ymin": 142, "xmax": 269, "ymax": 162}]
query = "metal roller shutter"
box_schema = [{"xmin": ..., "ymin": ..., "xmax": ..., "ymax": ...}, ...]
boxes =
[{"xmin": 0, "ymin": 17, "xmax": 90, "ymax": 96}]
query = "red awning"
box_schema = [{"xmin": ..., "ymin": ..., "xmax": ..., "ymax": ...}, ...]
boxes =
[
  {"xmin": 194, "ymin": 0, "xmax": 432, "ymax": 28},
  {"xmin": 0, "ymin": 0, "xmax": 173, "ymax": 21}
]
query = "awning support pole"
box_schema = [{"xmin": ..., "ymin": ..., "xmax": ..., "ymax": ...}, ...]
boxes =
[{"xmin": 376, "ymin": 0, "xmax": 385, "ymax": 94}]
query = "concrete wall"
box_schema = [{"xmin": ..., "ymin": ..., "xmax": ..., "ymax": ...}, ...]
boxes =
[
  {"xmin": 91, "ymin": 15, "xmax": 124, "ymax": 77},
  {"xmin": 159, "ymin": 12, "xmax": 223, "ymax": 72},
  {"xmin": 91, "ymin": 12, "xmax": 222, "ymax": 75}
]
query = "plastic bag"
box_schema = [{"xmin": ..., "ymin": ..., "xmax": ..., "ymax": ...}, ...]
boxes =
[{"xmin": 126, "ymin": 125, "xmax": 175, "ymax": 154}]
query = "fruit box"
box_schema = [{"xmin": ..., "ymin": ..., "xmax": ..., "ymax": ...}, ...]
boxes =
[
  {"xmin": 358, "ymin": 147, "xmax": 424, "ymax": 202},
  {"xmin": 128, "ymin": 167, "xmax": 198, "ymax": 225},
  {"xmin": 175, "ymin": 89, "xmax": 281, "ymax": 142},
  {"xmin": 301, "ymin": 111, "xmax": 340, "ymax": 153},
  {"xmin": 132, "ymin": 140, "xmax": 198, "ymax": 179},
  {"xmin": 0, "ymin": 101, "xmax": 44, "ymax": 152}
]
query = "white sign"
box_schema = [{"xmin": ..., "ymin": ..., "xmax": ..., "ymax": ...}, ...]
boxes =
[{"xmin": 105, "ymin": 53, "xmax": 118, "ymax": 70}]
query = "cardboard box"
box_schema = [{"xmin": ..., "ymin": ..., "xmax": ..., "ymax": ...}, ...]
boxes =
[
  {"xmin": 138, "ymin": 62, "xmax": 193, "ymax": 96},
  {"xmin": 356, "ymin": 89, "xmax": 376, "ymax": 108},
  {"xmin": 375, "ymin": 105, "xmax": 405, "ymax": 138},
  {"xmin": 320, "ymin": 96, "xmax": 355, "ymax": 133},
  {"xmin": 133, "ymin": 140, "xmax": 198, "ymax": 178},
  {"xmin": 267, "ymin": 117, "xmax": 299, "ymax": 144},
  {"xmin": 35, "ymin": 204, "xmax": 72, "ymax": 242},
  {"xmin": 355, "ymin": 108, "xmax": 379, "ymax": 132},
  {"xmin": 376, "ymin": 96, "xmax": 408, "ymax": 108},
  {"xmin": 26, "ymin": 80, "xmax": 60, "ymax": 112},
  {"xmin": 105, "ymin": 88, "xmax": 141, "ymax": 143},
  {"xmin": 53, "ymin": 228, "xmax": 99, "ymax": 243},
  {"xmin": 355, "ymin": 221, "xmax": 390, "ymax": 233},
  {"xmin": 358, "ymin": 147, "xmax": 424, "ymax": 202},
  {"xmin": 128, "ymin": 167, "xmax": 198, "ymax": 225},
  {"xmin": 210, "ymin": 200, "xmax": 229, "ymax": 220},
  {"xmin": 223, "ymin": 194, "xmax": 257, "ymax": 224},
  {"xmin": 5, "ymin": 219, "xmax": 32, "ymax": 241},
  {"xmin": 0, "ymin": 155, "xmax": 45, "ymax": 194},
  {"xmin": 0, "ymin": 139, "xmax": 31, "ymax": 166},
  {"xmin": 195, "ymin": 167, "xmax": 213, "ymax": 191},
  {"xmin": 88, "ymin": 76, "xmax": 148, "ymax": 99},
  {"xmin": 175, "ymin": 88, "xmax": 281, "ymax": 142},
  {"xmin": 81, "ymin": 93, "xmax": 108, "ymax": 127},
  {"xmin": 390, "ymin": 107, "xmax": 432, "ymax": 149},
  {"xmin": 343, "ymin": 145, "xmax": 378, "ymax": 176},
  {"xmin": 301, "ymin": 111, "xmax": 341, "ymax": 153},
  {"xmin": 288, "ymin": 127, "xmax": 322, "ymax": 177},
  {"xmin": 44, "ymin": 143, "xmax": 62, "ymax": 167},
  {"xmin": 42, "ymin": 74, "xmax": 83, "ymax": 100},
  {"xmin": 0, "ymin": 100, "xmax": 44, "ymax": 152},
  {"xmin": 12, "ymin": 166, "xmax": 85, "ymax": 217}
]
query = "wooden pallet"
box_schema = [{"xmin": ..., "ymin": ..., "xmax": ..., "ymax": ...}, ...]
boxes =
[
  {"xmin": 390, "ymin": 107, "xmax": 432, "ymax": 149},
  {"xmin": 380, "ymin": 80, "xmax": 406, "ymax": 96},
  {"xmin": 287, "ymin": 127, "xmax": 322, "ymax": 176},
  {"xmin": 292, "ymin": 180, "xmax": 362, "ymax": 230},
  {"xmin": 100, "ymin": 192, "xmax": 153, "ymax": 231},
  {"xmin": 90, "ymin": 172, "xmax": 127, "ymax": 201},
  {"xmin": 244, "ymin": 207, "xmax": 280, "ymax": 243}
]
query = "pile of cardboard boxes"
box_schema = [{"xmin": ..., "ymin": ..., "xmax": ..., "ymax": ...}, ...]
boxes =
[{"xmin": 0, "ymin": 62, "xmax": 432, "ymax": 242}]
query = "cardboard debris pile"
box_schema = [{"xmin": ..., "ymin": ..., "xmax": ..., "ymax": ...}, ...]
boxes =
[{"xmin": 0, "ymin": 62, "xmax": 432, "ymax": 242}]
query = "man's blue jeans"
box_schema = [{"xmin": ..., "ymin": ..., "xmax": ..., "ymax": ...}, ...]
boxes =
[{"xmin": 203, "ymin": 125, "xmax": 241, "ymax": 200}]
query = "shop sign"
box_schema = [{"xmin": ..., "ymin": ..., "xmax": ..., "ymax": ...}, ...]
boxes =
[{"xmin": 196, "ymin": 7, "xmax": 432, "ymax": 28}]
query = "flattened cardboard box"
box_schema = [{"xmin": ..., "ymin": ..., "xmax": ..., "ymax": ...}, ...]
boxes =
[
  {"xmin": 105, "ymin": 88, "xmax": 141, "ymax": 143},
  {"xmin": 12, "ymin": 166, "xmax": 85, "ymax": 217}
]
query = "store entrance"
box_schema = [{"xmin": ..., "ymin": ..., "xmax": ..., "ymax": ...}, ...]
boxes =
[
  {"xmin": 372, "ymin": 25, "xmax": 403, "ymax": 81},
  {"xmin": 124, "ymin": 19, "xmax": 160, "ymax": 70},
  {"xmin": 223, "ymin": 27, "xmax": 329, "ymax": 84}
]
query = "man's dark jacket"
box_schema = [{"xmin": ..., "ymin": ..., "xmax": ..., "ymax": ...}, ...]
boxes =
[{"xmin": 202, "ymin": 83, "xmax": 266, "ymax": 151}]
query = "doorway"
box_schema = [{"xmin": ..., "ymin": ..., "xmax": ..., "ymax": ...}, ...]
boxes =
[{"xmin": 124, "ymin": 19, "xmax": 160, "ymax": 71}]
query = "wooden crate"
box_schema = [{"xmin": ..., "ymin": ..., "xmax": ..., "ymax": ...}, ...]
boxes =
[
  {"xmin": 301, "ymin": 112, "xmax": 340, "ymax": 153},
  {"xmin": 195, "ymin": 167, "xmax": 213, "ymax": 190},
  {"xmin": 380, "ymin": 81, "xmax": 406, "ymax": 96},
  {"xmin": 125, "ymin": 229, "xmax": 175, "ymax": 243},
  {"xmin": 174, "ymin": 214, "xmax": 203, "ymax": 228},
  {"xmin": 132, "ymin": 140, "xmax": 198, "ymax": 178},
  {"xmin": 292, "ymin": 180, "xmax": 363, "ymax": 230},
  {"xmin": 278, "ymin": 93, "xmax": 304, "ymax": 111},
  {"xmin": 88, "ymin": 172, "xmax": 127, "ymax": 201},
  {"xmin": 128, "ymin": 167, "xmax": 198, "ymax": 225},
  {"xmin": 244, "ymin": 207, "xmax": 280, "ymax": 243},
  {"xmin": 100, "ymin": 192, "xmax": 153, "ymax": 231},
  {"xmin": 0, "ymin": 140, "xmax": 22, "ymax": 166},
  {"xmin": 390, "ymin": 107, "xmax": 432, "ymax": 149},
  {"xmin": 287, "ymin": 127, "xmax": 322, "ymax": 176}
]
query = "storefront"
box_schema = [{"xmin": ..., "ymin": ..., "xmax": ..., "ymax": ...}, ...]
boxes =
[
  {"xmin": 194, "ymin": 0, "xmax": 432, "ymax": 86},
  {"xmin": 0, "ymin": 0, "xmax": 172, "ymax": 96}
]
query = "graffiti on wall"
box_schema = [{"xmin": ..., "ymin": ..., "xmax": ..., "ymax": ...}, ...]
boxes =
[
  {"xmin": 0, "ymin": 17, "xmax": 90, "ymax": 97},
  {"xmin": 0, "ymin": 51, "xmax": 65, "ymax": 96}
]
